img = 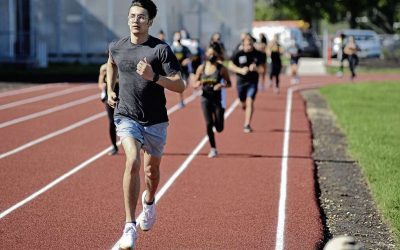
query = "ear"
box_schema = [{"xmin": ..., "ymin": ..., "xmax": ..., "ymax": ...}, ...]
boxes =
[{"xmin": 148, "ymin": 19, "xmax": 153, "ymax": 27}]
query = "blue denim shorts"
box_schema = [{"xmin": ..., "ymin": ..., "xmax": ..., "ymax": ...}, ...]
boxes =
[
  {"xmin": 237, "ymin": 82, "xmax": 258, "ymax": 102},
  {"xmin": 114, "ymin": 116, "xmax": 168, "ymax": 157}
]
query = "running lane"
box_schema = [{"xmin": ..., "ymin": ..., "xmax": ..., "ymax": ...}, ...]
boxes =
[
  {"xmin": 0, "ymin": 84, "xmax": 228, "ymax": 249},
  {"xmin": 0, "ymin": 85, "xmax": 198, "ymax": 212},
  {"xmin": 1, "ymin": 74, "xmax": 398, "ymax": 249}
]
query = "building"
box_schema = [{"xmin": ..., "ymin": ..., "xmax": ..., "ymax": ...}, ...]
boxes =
[{"xmin": 0, "ymin": 0, "xmax": 253, "ymax": 67}]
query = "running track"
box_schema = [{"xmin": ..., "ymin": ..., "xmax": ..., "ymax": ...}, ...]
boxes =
[{"xmin": 1, "ymin": 74, "xmax": 399, "ymax": 249}]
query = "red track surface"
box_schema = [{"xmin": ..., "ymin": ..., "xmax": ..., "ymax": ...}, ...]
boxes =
[{"xmin": 0, "ymin": 74, "xmax": 399, "ymax": 249}]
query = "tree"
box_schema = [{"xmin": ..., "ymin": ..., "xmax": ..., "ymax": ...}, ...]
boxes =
[{"xmin": 254, "ymin": 0, "xmax": 400, "ymax": 33}]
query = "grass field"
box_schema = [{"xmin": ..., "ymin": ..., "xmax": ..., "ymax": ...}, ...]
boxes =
[
  {"xmin": 320, "ymin": 81, "xmax": 400, "ymax": 243},
  {"xmin": 326, "ymin": 65, "xmax": 400, "ymax": 75}
]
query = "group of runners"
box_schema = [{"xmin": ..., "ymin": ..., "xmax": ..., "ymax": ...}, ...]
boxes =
[{"xmin": 95, "ymin": 0, "xmax": 308, "ymax": 249}]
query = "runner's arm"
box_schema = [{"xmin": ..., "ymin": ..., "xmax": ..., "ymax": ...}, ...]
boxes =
[
  {"xmin": 106, "ymin": 55, "xmax": 118, "ymax": 108},
  {"xmin": 106, "ymin": 56, "xmax": 117, "ymax": 94},
  {"xmin": 98, "ymin": 64, "xmax": 107, "ymax": 90},
  {"xmin": 220, "ymin": 66, "xmax": 232, "ymax": 88},
  {"xmin": 192, "ymin": 64, "xmax": 204, "ymax": 88},
  {"xmin": 155, "ymin": 72, "xmax": 187, "ymax": 93},
  {"xmin": 228, "ymin": 61, "xmax": 248, "ymax": 75}
]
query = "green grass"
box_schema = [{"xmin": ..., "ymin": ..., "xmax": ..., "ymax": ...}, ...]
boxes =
[
  {"xmin": 326, "ymin": 65, "xmax": 400, "ymax": 75},
  {"xmin": 320, "ymin": 81, "xmax": 400, "ymax": 243}
]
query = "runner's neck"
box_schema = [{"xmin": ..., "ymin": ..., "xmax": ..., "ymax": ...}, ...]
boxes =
[{"xmin": 130, "ymin": 33, "xmax": 149, "ymax": 45}]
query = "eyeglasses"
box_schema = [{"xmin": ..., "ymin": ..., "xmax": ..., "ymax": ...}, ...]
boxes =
[{"xmin": 129, "ymin": 14, "xmax": 148, "ymax": 23}]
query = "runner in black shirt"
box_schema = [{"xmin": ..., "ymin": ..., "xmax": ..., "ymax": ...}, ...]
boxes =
[
  {"xmin": 171, "ymin": 31, "xmax": 191, "ymax": 108},
  {"xmin": 229, "ymin": 36, "xmax": 264, "ymax": 133},
  {"xmin": 193, "ymin": 42, "xmax": 231, "ymax": 158},
  {"xmin": 266, "ymin": 34, "xmax": 283, "ymax": 93},
  {"xmin": 98, "ymin": 62, "xmax": 119, "ymax": 155}
]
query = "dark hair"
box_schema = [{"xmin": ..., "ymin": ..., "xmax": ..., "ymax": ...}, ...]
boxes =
[
  {"xmin": 209, "ymin": 42, "xmax": 223, "ymax": 57},
  {"xmin": 130, "ymin": 0, "xmax": 157, "ymax": 20},
  {"xmin": 260, "ymin": 34, "xmax": 267, "ymax": 44}
]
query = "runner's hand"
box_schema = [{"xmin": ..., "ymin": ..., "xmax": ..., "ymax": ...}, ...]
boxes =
[
  {"xmin": 99, "ymin": 82, "xmax": 106, "ymax": 90},
  {"xmin": 136, "ymin": 57, "xmax": 154, "ymax": 81},
  {"xmin": 213, "ymin": 83, "xmax": 223, "ymax": 91},
  {"xmin": 249, "ymin": 63, "xmax": 257, "ymax": 72},
  {"xmin": 241, "ymin": 66, "xmax": 249, "ymax": 75},
  {"xmin": 107, "ymin": 91, "xmax": 118, "ymax": 108},
  {"xmin": 192, "ymin": 80, "xmax": 202, "ymax": 89}
]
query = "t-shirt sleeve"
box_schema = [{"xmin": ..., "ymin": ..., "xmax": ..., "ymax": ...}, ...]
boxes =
[
  {"xmin": 160, "ymin": 45, "xmax": 181, "ymax": 76},
  {"xmin": 230, "ymin": 51, "xmax": 240, "ymax": 66}
]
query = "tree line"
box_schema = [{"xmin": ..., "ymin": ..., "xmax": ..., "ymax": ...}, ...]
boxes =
[{"xmin": 255, "ymin": 0, "xmax": 400, "ymax": 34}]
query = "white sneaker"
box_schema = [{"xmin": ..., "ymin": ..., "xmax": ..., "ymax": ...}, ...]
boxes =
[
  {"xmin": 119, "ymin": 224, "xmax": 137, "ymax": 249},
  {"xmin": 208, "ymin": 148, "xmax": 218, "ymax": 158},
  {"xmin": 139, "ymin": 191, "xmax": 156, "ymax": 231},
  {"xmin": 243, "ymin": 125, "xmax": 253, "ymax": 133}
]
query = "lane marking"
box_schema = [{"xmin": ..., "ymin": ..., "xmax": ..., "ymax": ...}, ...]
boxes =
[
  {"xmin": 0, "ymin": 91, "xmax": 202, "ymax": 159},
  {"xmin": 0, "ymin": 85, "xmax": 94, "ymax": 110},
  {"xmin": 167, "ymin": 90, "xmax": 201, "ymax": 115},
  {"xmin": 275, "ymin": 88, "xmax": 293, "ymax": 250},
  {"xmin": 0, "ymin": 112, "xmax": 106, "ymax": 159},
  {"xmin": 0, "ymin": 145, "xmax": 114, "ymax": 220},
  {"xmin": 0, "ymin": 91, "xmax": 201, "ymax": 219},
  {"xmin": 0, "ymin": 94, "xmax": 99, "ymax": 129},
  {"xmin": 111, "ymin": 99, "xmax": 240, "ymax": 250},
  {"xmin": 0, "ymin": 83, "xmax": 64, "ymax": 98}
]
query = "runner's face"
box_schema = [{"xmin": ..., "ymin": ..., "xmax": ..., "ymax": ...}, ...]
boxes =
[
  {"xmin": 128, "ymin": 6, "xmax": 152, "ymax": 35},
  {"xmin": 243, "ymin": 40, "xmax": 253, "ymax": 53},
  {"xmin": 206, "ymin": 48, "xmax": 214, "ymax": 57}
]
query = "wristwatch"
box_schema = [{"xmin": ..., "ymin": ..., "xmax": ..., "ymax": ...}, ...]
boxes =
[{"xmin": 153, "ymin": 72, "xmax": 160, "ymax": 82}]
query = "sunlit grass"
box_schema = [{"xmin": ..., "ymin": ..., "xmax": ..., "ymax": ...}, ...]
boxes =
[{"xmin": 320, "ymin": 81, "xmax": 400, "ymax": 243}]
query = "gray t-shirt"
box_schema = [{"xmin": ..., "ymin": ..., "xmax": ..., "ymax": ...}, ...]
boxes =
[{"xmin": 109, "ymin": 35, "xmax": 181, "ymax": 126}]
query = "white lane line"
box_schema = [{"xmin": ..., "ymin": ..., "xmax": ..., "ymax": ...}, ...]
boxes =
[
  {"xmin": 157, "ymin": 99, "xmax": 239, "ymax": 202},
  {"xmin": 0, "ymin": 112, "xmax": 106, "ymax": 159},
  {"xmin": 274, "ymin": 87, "xmax": 293, "ymax": 250},
  {"xmin": 0, "ymin": 94, "xmax": 99, "ymax": 129},
  {"xmin": 0, "ymin": 91, "xmax": 201, "ymax": 219},
  {"xmin": 0, "ymin": 83, "xmax": 65, "ymax": 98},
  {"xmin": 0, "ymin": 84, "xmax": 94, "ymax": 110},
  {"xmin": 167, "ymin": 90, "xmax": 201, "ymax": 115},
  {"xmin": 111, "ymin": 99, "xmax": 240, "ymax": 250},
  {"xmin": 0, "ymin": 145, "xmax": 115, "ymax": 220}
]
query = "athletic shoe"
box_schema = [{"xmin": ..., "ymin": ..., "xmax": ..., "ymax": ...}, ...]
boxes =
[
  {"xmin": 243, "ymin": 125, "xmax": 253, "ymax": 133},
  {"xmin": 139, "ymin": 191, "xmax": 156, "ymax": 231},
  {"xmin": 108, "ymin": 146, "xmax": 118, "ymax": 156},
  {"xmin": 208, "ymin": 148, "xmax": 218, "ymax": 158},
  {"xmin": 119, "ymin": 224, "xmax": 137, "ymax": 249}
]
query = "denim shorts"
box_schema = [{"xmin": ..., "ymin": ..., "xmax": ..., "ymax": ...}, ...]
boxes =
[
  {"xmin": 237, "ymin": 82, "xmax": 258, "ymax": 102},
  {"xmin": 114, "ymin": 116, "xmax": 168, "ymax": 157}
]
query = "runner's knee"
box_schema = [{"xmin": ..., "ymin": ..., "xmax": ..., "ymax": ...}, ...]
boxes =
[
  {"xmin": 215, "ymin": 124, "xmax": 224, "ymax": 133},
  {"xmin": 125, "ymin": 156, "xmax": 140, "ymax": 173}
]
